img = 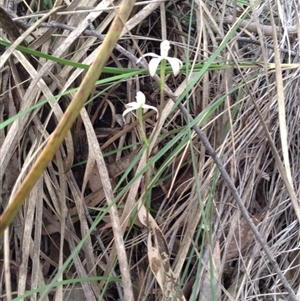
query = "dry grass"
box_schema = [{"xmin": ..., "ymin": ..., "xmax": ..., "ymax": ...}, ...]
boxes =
[{"xmin": 1, "ymin": 0, "xmax": 300, "ymax": 300}]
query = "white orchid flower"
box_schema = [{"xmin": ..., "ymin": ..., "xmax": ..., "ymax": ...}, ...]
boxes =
[
  {"xmin": 123, "ymin": 91, "xmax": 158, "ymax": 118},
  {"xmin": 137, "ymin": 40, "xmax": 182, "ymax": 77}
]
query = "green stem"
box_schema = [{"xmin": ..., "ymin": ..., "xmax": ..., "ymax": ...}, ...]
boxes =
[
  {"xmin": 160, "ymin": 58, "xmax": 166, "ymax": 113},
  {"xmin": 137, "ymin": 107, "xmax": 151, "ymax": 226},
  {"xmin": 137, "ymin": 107, "xmax": 149, "ymax": 148}
]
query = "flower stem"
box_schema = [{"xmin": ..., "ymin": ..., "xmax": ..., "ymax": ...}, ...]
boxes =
[
  {"xmin": 137, "ymin": 107, "xmax": 151, "ymax": 226},
  {"xmin": 137, "ymin": 107, "xmax": 150, "ymax": 148},
  {"xmin": 159, "ymin": 58, "xmax": 166, "ymax": 113}
]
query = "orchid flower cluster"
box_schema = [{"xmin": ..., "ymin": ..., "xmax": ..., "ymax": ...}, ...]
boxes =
[
  {"xmin": 123, "ymin": 40, "xmax": 182, "ymax": 123},
  {"xmin": 122, "ymin": 41, "xmax": 182, "ymax": 246}
]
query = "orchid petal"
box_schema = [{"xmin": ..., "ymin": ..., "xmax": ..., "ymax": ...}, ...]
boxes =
[
  {"xmin": 160, "ymin": 40, "xmax": 170, "ymax": 58},
  {"xmin": 142, "ymin": 104, "xmax": 159, "ymax": 114},
  {"xmin": 166, "ymin": 57, "xmax": 183, "ymax": 76},
  {"xmin": 136, "ymin": 53, "xmax": 160, "ymax": 64},
  {"xmin": 136, "ymin": 91, "xmax": 146, "ymax": 106},
  {"xmin": 122, "ymin": 107, "xmax": 135, "ymax": 117},
  {"xmin": 125, "ymin": 103, "xmax": 140, "ymax": 111},
  {"xmin": 148, "ymin": 57, "xmax": 163, "ymax": 77}
]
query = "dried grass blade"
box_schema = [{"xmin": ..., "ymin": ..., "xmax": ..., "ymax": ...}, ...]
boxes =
[
  {"xmin": 268, "ymin": 3, "xmax": 300, "ymax": 224},
  {"xmin": 138, "ymin": 202, "xmax": 186, "ymax": 301},
  {"xmin": 81, "ymin": 102, "xmax": 134, "ymax": 300},
  {"xmin": 17, "ymin": 180, "xmax": 43, "ymax": 295}
]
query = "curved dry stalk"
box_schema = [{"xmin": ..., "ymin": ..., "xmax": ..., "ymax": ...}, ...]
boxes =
[
  {"xmin": 268, "ymin": 3, "xmax": 300, "ymax": 224},
  {"xmin": 1, "ymin": 1, "xmax": 137, "ymax": 300}
]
